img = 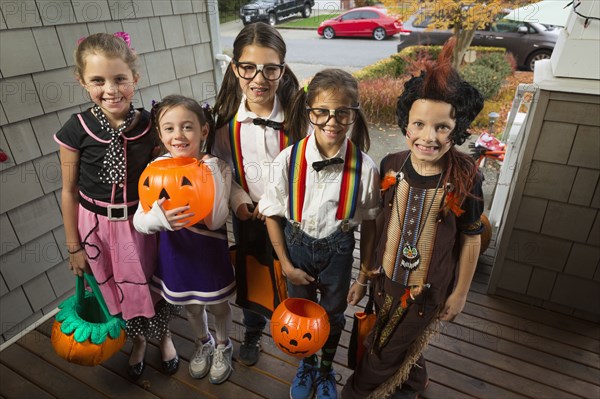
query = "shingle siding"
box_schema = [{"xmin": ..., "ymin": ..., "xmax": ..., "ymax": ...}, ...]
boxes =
[
  {"xmin": 0, "ymin": 0, "xmax": 218, "ymax": 341},
  {"xmin": 493, "ymin": 92, "xmax": 600, "ymax": 318}
]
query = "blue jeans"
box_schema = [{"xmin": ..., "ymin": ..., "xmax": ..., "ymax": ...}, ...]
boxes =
[{"xmin": 284, "ymin": 222, "xmax": 355, "ymax": 336}]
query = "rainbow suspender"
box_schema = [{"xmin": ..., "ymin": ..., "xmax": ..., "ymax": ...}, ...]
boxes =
[
  {"xmin": 288, "ymin": 137, "xmax": 362, "ymax": 223},
  {"xmin": 229, "ymin": 114, "xmax": 288, "ymax": 193}
]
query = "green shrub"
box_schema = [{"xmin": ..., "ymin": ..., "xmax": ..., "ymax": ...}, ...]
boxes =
[
  {"xmin": 353, "ymin": 56, "xmax": 403, "ymax": 80},
  {"xmin": 461, "ymin": 64, "xmax": 504, "ymax": 100},
  {"xmin": 358, "ymin": 77, "xmax": 408, "ymax": 125},
  {"xmin": 471, "ymin": 52, "xmax": 514, "ymax": 79},
  {"xmin": 355, "ymin": 45, "xmax": 513, "ymax": 124},
  {"xmin": 354, "ymin": 45, "xmax": 507, "ymax": 81},
  {"xmin": 354, "ymin": 46, "xmax": 441, "ymax": 80}
]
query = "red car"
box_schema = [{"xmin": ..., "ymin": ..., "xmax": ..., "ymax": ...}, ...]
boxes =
[{"xmin": 317, "ymin": 7, "xmax": 407, "ymax": 41}]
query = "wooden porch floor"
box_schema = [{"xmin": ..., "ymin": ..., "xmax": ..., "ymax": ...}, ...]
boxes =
[{"xmin": 1, "ymin": 241, "xmax": 599, "ymax": 399}]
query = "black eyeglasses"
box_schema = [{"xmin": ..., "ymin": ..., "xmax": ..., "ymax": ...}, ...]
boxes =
[
  {"xmin": 307, "ymin": 106, "xmax": 360, "ymax": 126},
  {"xmin": 233, "ymin": 61, "xmax": 285, "ymax": 81}
]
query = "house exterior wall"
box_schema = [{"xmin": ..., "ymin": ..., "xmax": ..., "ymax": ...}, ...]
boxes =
[
  {"xmin": 0, "ymin": 0, "xmax": 220, "ymax": 343},
  {"xmin": 489, "ymin": 85, "xmax": 600, "ymax": 321}
]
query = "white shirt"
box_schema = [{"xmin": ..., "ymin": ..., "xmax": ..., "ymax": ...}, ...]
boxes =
[
  {"xmin": 259, "ymin": 134, "xmax": 381, "ymax": 239},
  {"xmin": 133, "ymin": 155, "xmax": 232, "ymax": 237},
  {"xmin": 213, "ymin": 95, "xmax": 286, "ymax": 212}
]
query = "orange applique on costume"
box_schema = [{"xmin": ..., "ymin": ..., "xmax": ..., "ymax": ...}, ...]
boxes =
[
  {"xmin": 446, "ymin": 192, "xmax": 465, "ymax": 217},
  {"xmin": 400, "ymin": 288, "xmax": 411, "ymax": 308},
  {"xmin": 381, "ymin": 172, "xmax": 398, "ymax": 192}
]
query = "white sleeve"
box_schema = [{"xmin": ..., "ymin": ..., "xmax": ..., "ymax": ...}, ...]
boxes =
[
  {"xmin": 201, "ymin": 158, "xmax": 232, "ymax": 230},
  {"xmin": 230, "ymin": 180, "xmax": 252, "ymax": 212},
  {"xmin": 258, "ymin": 148, "xmax": 290, "ymax": 218},
  {"xmin": 132, "ymin": 201, "xmax": 174, "ymax": 234}
]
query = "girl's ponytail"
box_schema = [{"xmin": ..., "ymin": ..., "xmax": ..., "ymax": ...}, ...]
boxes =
[
  {"xmin": 350, "ymin": 108, "xmax": 370, "ymax": 153},
  {"xmin": 201, "ymin": 103, "xmax": 217, "ymax": 153},
  {"xmin": 278, "ymin": 66, "xmax": 300, "ymax": 132},
  {"xmin": 213, "ymin": 65, "xmax": 242, "ymax": 129},
  {"xmin": 286, "ymin": 86, "xmax": 310, "ymax": 144}
]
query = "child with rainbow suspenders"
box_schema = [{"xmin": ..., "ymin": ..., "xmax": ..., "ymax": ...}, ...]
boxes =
[
  {"xmin": 212, "ymin": 22, "xmax": 301, "ymax": 366},
  {"xmin": 259, "ymin": 69, "xmax": 381, "ymax": 399}
]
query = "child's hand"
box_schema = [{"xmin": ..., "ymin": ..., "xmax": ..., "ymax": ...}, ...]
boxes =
[
  {"xmin": 252, "ymin": 206, "xmax": 266, "ymax": 222},
  {"xmin": 284, "ymin": 267, "xmax": 314, "ymax": 286},
  {"xmin": 158, "ymin": 198, "xmax": 194, "ymax": 230},
  {"xmin": 439, "ymin": 291, "xmax": 467, "ymax": 321},
  {"xmin": 68, "ymin": 249, "xmax": 91, "ymax": 277},
  {"xmin": 347, "ymin": 282, "xmax": 367, "ymax": 305},
  {"xmin": 236, "ymin": 203, "xmax": 253, "ymax": 221}
]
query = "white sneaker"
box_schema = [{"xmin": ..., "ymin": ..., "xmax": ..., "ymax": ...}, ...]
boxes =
[
  {"xmin": 189, "ymin": 335, "xmax": 214, "ymax": 379},
  {"xmin": 209, "ymin": 340, "xmax": 233, "ymax": 384}
]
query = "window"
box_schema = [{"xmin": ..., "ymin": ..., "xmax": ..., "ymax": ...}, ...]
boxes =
[
  {"xmin": 360, "ymin": 11, "xmax": 380, "ymax": 20},
  {"xmin": 491, "ymin": 19, "xmax": 528, "ymax": 33},
  {"xmin": 341, "ymin": 11, "xmax": 360, "ymax": 21}
]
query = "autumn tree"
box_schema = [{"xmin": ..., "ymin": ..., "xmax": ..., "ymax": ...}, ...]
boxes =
[{"xmin": 384, "ymin": 0, "xmax": 535, "ymax": 69}]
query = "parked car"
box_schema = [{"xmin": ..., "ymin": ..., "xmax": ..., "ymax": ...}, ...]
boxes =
[
  {"xmin": 240, "ymin": 0, "xmax": 314, "ymax": 26},
  {"xmin": 317, "ymin": 7, "xmax": 407, "ymax": 41},
  {"xmin": 397, "ymin": 15, "xmax": 559, "ymax": 71}
]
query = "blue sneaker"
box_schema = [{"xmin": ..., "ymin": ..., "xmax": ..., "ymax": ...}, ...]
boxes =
[
  {"xmin": 290, "ymin": 360, "xmax": 318, "ymax": 399},
  {"xmin": 315, "ymin": 369, "xmax": 338, "ymax": 399}
]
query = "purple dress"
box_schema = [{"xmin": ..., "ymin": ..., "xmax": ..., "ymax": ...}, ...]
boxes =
[{"xmin": 151, "ymin": 224, "xmax": 236, "ymax": 305}]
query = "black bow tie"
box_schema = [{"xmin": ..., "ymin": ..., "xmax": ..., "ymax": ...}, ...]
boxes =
[
  {"xmin": 253, "ymin": 118, "xmax": 283, "ymax": 130},
  {"xmin": 312, "ymin": 158, "xmax": 344, "ymax": 172}
]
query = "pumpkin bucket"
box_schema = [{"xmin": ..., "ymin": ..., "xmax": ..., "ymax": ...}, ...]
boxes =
[
  {"xmin": 270, "ymin": 298, "xmax": 330, "ymax": 358},
  {"xmin": 51, "ymin": 274, "xmax": 126, "ymax": 366},
  {"xmin": 138, "ymin": 157, "xmax": 215, "ymax": 227}
]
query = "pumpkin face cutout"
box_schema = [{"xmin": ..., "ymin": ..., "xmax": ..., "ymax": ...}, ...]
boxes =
[
  {"xmin": 138, "ymin": 157, "xmax": 215, "ymax": 227},
  {"xmin": 271, "ymin": 298, "xmax": 330, "ymax": 358}
]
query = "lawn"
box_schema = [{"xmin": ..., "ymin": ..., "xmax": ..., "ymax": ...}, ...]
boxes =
[{"xmin": 278, "ymin": 12, "xmax": 339, "ymax": 28}]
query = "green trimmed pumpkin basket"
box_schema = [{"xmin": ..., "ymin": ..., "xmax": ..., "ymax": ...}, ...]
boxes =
[{"xmin": 51, "ymin": 274, "xmax": 126, "ymax": 366}]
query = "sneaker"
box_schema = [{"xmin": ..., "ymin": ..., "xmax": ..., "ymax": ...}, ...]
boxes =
[
  {"xmin": 209, "ymin": 341, "xmax": 233, "ymax": 384},
  {"xmin": 189, "ymin": 335, "xmax": 214, "ymax": 379},
  {"xmin": 290, "ymin": 360, "xmax": 318, "ymax": 399},
  {"xmin": 315, "ymin": 369, "xmax": 338, "ymax": 399},
  {"xmin": 239, "ymin": 330, "xmax": 262, "ymax": 366}
]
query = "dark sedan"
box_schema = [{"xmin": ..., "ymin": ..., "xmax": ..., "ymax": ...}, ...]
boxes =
[{"xmin": 397, "ymin": 16, "xmax": 559, "ymax": 71}]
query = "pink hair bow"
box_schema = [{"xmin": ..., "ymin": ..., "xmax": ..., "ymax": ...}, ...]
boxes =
[
  {"xmin": 113, "ymin": 31, "xmax": 131, "ymax": 47},
  {"xmin": 76, "ymin": 31, "xmax": 131, "ymax": 47}
]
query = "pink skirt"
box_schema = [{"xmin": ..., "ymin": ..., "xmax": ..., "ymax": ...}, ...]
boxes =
[{"xmin": 78, "ymin": 192, "xmax": 158, "ymax": 320}]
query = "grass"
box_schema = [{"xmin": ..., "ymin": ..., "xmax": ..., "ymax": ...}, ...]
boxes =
[
  {"xmin": 220, "ymin": 12, "xmax": 240, "ymax": 24},
  {"xmin": 277, "ymin": 12, "xmax": 340, "ymax": 28}
]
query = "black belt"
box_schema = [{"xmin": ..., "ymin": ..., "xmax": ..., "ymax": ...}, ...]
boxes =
[{"xmin": 79, "ymin": 196, "xmax": 137, "ymax": 221}]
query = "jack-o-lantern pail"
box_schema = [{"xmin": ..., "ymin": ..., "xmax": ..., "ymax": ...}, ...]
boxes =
[
  {"xmin": 51, "ymin": 274, "xmax": 126, "ymax": 366},
  {"xmin": 271, "ymin": 298, "xmax": 330, "ymax": 358},
  {"xmin": 138, "ymin": 157, "xmax": 215, "ymax": 227}
]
